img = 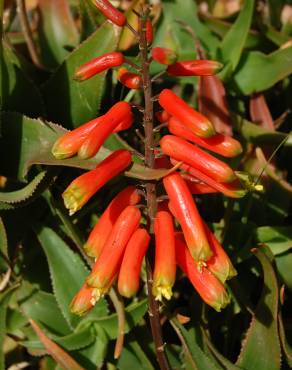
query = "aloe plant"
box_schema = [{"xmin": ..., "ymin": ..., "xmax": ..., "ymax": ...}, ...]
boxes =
[{"xmin": 0, "ymin": 1, "xmax": 291, "ymax": 369}]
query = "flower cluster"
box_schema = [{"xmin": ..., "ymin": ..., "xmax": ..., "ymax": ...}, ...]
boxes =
[{"xmin": 51, "ymin": 0, "xmax": 247, "ymax": 315}]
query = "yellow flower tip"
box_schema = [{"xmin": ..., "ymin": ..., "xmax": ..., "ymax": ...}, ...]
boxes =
[
  {"xmin": 52, "ymin": 149, "xmax": 69, "ymax": 160},
  {"xmin": 78, "ymin": 146, "xmax": 92, "ymax": 160},
  {"xmin": 228, "ymin": 265, "xmax": 238, "ymax": 280},
  {"xmin": 214, "ymin": 62, "xmax": 224, "ymax": 73},
  {"xmin": 234, "ymin": 189, "xmax": 248, "ymax": 198},
  {"xmin": 83, "ymin": 243, "xmax": 98, "ymax": 258},
  {"xmin": 191, "ymin": 244, "xmax": 213, "ymax": 263},
  {"xmin": 235, "ymin": 172, "xmax": 264, "ymax": 194},
  {"xmin": 62, "ymin": 186, "xmax": 84, "ymax": 216},
  {"xmin": 119, "ymin": 286, "xmax": 136, "ymax": 299},
  {"xmin": 197, "ymin": 260, "xmax": 207, "ymax": 273},
  {"xmin": 215, "ymin": 264, "xmax": 237, "ymax": 284},
  {"xmin": 203, "ymin": 123, "xmax": 216, "ymax": 138},
  {"xmin": 234, "ymin": 144, "xmax": 243, "ymax": 156},
  {"xmin": 91, "ymin": 287, "xmax": 109, "ymax": 301},
  {"xmin": 51, "ymin": 141, "xmax": 72, "ymax": 160},
  {"xmin": 254, "ymin": 184, "xmax": 264, "ymax": 192},
  {"xmin": 153, "ymin": 285, "xmax": 173, "ymax": 302},
  {"xmin": 70, "ymin": 297, "xmax": 92, "ymax": 316},
  {"xmin": 212, "ymin": 291, "xmax": 231, "ymax": 312}
]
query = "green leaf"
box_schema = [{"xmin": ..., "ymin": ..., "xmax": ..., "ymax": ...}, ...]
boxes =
[
  {"xmin": 19, "ymin": 286, "xmax": 71, "ymax": 336},
  {"xmin": 255, "ymin": 226, "xmax": 292, "ymax": 255},
  {"xmin": 263, "ymin": 25, "xmax": 291, "ymax": 47},
  {"xmin": 75, "ymin": 324, "xmax": 108, "ymax": 369},
  {"xmin": 267, "ymin": 0, "xmax": 284, "ymax": 28},
  {"xmin": 42, "ymin": 21, "xmax": 120, "ymax": 128},
  {"xmin": 202, "ymin": 329, "xmax": 242, "ymax": 370},
  {"xmin": 236, "ymin": 247, "xmax": 281, "ymax": 370},
  {"xmin": 1, "ymin": 42, "xmax": 44, "ymax": 117},
  {"xmin": 6, "ymin": 308, "xmax": 28, "ymax": 335},
  {"xmin": 0, "ymin": 171, "xmax": 56, "ymax": 206},
  {"xmin": 170, "ymin": 319, "xmax": 222, "ymax": 370},
  {"xmin": 234, "ymin": 46, "xmax": 292, "ymax": 94},
  {"xmin": 275, "ymin": 252, "xmax": 292, "ymax": 291},
  {"xmin": 21, "ymin": 318, "xmax": 94, "ymax": 352},
  {"xmin": 36, "ymin": 226, "xmax": 107, "ymax": 328},
  {"xmin": 0, "ymin": 111, "xmax": 113, "ymax": 181},
  {"xmin": 279, "ymin": 312, "xmax": 292, "ymax": 367},
  {"xmin": 201, "ymin": 15, "xmax": 262, "ymax": 49},
  {"xmin": 118, "ymin": 340, "xmax": 155, "ymax": 370},
  {"xmin": 38, "ymin": 0, "xmax": 79, "ymax": 68},
  {"xmin": 0, "ymin": 111, "xmax": 175, "ymax": 183},
  {"xmin": 78, "ymin": 0, "xmax": 99, "ymax": 41},
  {"xmin": 154, "ymin": 0, "xmax": 219, "ymax": 61},
  {"xmin": 53, "ymin": 325, "xmax": 94, "ymax": 351},
  {"xmin": 80, "ymin": 299, "xmax": 147, "ymax": 339},
  {"xmin": 0, "ymin": 112, "xmax": 65, "ymax": 180},
  {"xmin": 0, "ymin": 218, "xmax": 8, "ymax": 272},
  {"xmin": 220, "ymin": 0, "xmax": 255, "ymax": 71},
  {"xmin": 232, "ymin": 114, "xmax": 292, "ymax": 147},
  {"xmin": 0, "ymin": 284, "xmax": 19, "ymax": 370},
  {"xmin": 29, "ymin": 319, "xmax": 85, "ymax": 370}
]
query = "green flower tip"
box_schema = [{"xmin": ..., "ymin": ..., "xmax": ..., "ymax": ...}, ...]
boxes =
[
  {"xmin": 51, "ymin": 141, "xmax": 72, "ymax": 160},
  {"xmin": 62, "ymin": 185, "xmax": 85, "ymax": 216},
  {"xmin": 212, "ymin": 291, "xmax": 231, "ymax": 312}
]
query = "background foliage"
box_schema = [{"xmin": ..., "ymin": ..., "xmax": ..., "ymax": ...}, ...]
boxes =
[{"xmin": 0, "ymin": 0, "xmax": 291, "ymax": 369}]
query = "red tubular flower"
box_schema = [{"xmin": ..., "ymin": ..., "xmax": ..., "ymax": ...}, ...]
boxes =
[
  {"xmin": 157, "ymin": 200, "xmax": 171, "ymax": 213},
  {"xmin": 78, "ymin": 101, "xmax": 133, "ymax": 159},
  {"xmin": 168, "ymin": 116, "xmax": 242, "ymax": 158},
  {"xmin": 170, "ymin": 159, "xmax": 246, "ymax": 198},
  {"xmin": 160, "ymin": 135, "xmax": 236, "ymax": 183},
  {"xmin": 62, "ymin": 149, "xmax": 132, "ymax": 215},
  {"xmin": 91, "ymin": 0, "xmax": 126, "ymax": 26},
  {"xmin": 118, "ymin": 228, "xmax": 150, "ymax": 298},
  {"xmin": 185, "ymin": 181, "xmax": 219, "ymax": 195},
  {"xmin": 163, "ymin": 172, "xmax": 212, "ymax": 262},
  {"xmin": 198, "ymin": 75, "xmax": 232, "ymax": 136},
  {"xmin": 87, "ymin": 206, "xmax": 141, "ymax": 297},
  {"xmin": 146, "ymin": 19, "xmax": 153, "ymax": 45},
  {"xmin": 117, "ymin": 67, "xmax": 142, "ymax": 89},
  {"xmin": 70, "ymin": 283, "xmax": 96, "ymax": 316},
  {"xmin": 152, "ymin": 47, "xmax": 178, "ymax": 65},
  {"xmin": 203, "ymin": 223, "xmax": 237, "ymax": 283},
  {"xmin": 175, "ymin": 235, "xmax": 230, "ymax": 312},
  {"xmin": 159, "ymin": 89, "xmax": 215, "ymax": 138},
  {"xmin": 155, "ymin": 110, "xmax": 170, "ymax": 123},
  {"xmin": 167, "ymin": 60, "xmax": 223, "ymax": 77},
  {"xmin": 84, "ymin": 186, "xmax": 141, "ymax": 258},
  {"xmin": 113, "ymin": 113, "xmax": 134, "ymax": 132},
  {"xmin": 74, "ymin": 52, "xmax": 125, "ymax": 81},
  {"xmin": 153, "ymin": 211, "xmax": 176, "ymax": 301},
  {"xmin": 52, "ymin": 110, "xmax": 132, "ymax": 159},
  {"xmin": 154, "ymin": 154, "xmax": 172, "ymax": 169},
  {"xmin": 52, "ymin": 116, "xmax": 103, "ymax": 159}
]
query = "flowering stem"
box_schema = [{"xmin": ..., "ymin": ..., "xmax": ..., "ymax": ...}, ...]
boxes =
[
  {"xmin": 139, "ymin": 8, "xmax": 170, "ymax": 370},
  {"xmin": 109, "ymin": 288, "xmax": 125, "ymax": 359},
  {"xmin": 16, "ymin": 0, "xmax": 43, "ymax": 69}
]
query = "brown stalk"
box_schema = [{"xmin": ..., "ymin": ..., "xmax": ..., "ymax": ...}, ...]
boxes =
[
  {"xmin": 138, "ymin": 7, "xmax": 170, "ymax": 370},
  {"xmin": 16, "ymin": 0, "xmax": 43, "ymax": 69}
]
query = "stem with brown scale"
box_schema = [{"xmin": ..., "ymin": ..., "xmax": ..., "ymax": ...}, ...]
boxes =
[{"xmin": 138, "ymin": 8, "xmax": 171, "ymax": 370}]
